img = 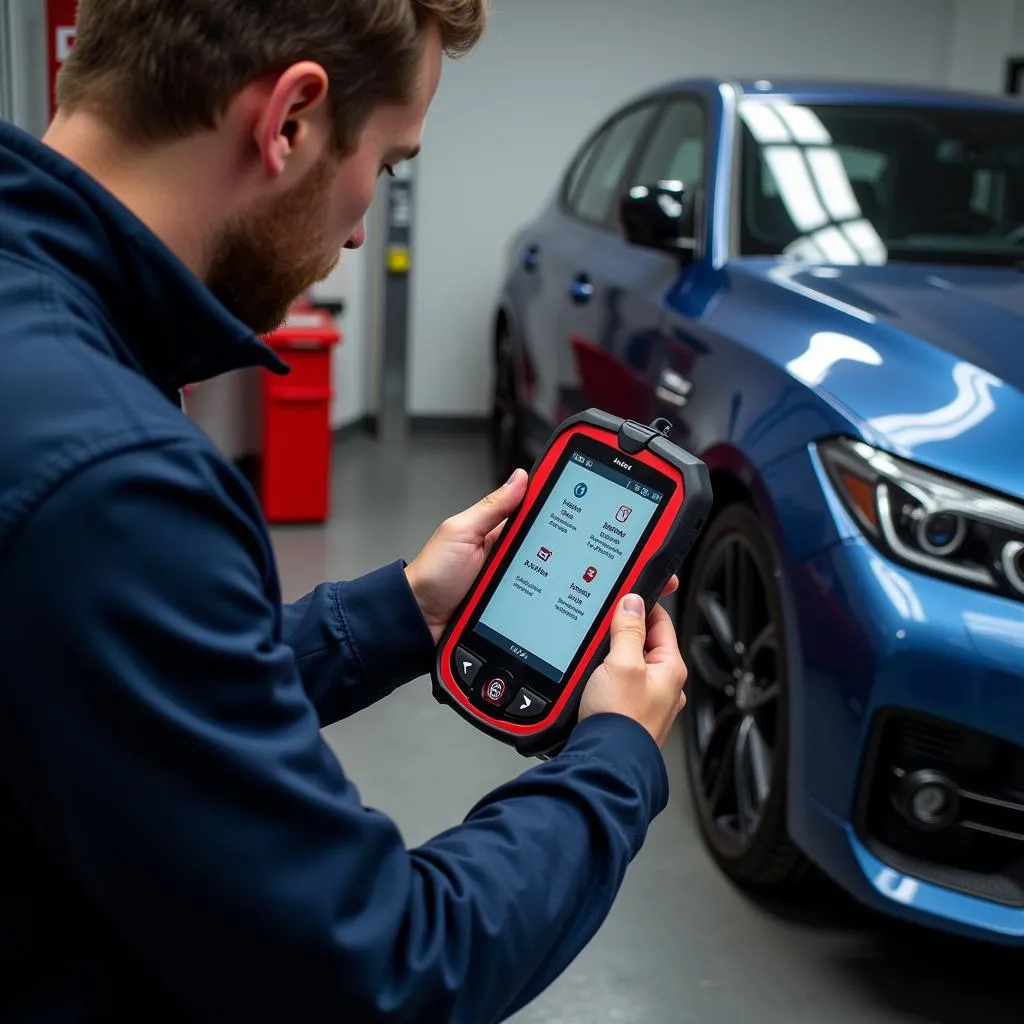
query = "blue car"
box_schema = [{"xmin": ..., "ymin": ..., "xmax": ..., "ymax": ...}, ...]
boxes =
[{"xmin": 492, "ymin": 78, "xmax": 1024, "ymax": 944}]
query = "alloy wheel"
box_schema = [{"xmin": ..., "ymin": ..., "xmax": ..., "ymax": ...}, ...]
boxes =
[{"xmin": 685, "ymin": 533, "xmax": 782, "ymax": 853}]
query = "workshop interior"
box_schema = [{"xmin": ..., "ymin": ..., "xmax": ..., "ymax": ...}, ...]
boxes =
[{"xmin": 3, "ymin": 0, "xmax": 1024, "ymax": 1020}]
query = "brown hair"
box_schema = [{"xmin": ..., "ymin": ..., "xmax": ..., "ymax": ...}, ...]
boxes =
[{"xmin": 57, "ymin": 0, "xmax": 487, "ymax": 152}]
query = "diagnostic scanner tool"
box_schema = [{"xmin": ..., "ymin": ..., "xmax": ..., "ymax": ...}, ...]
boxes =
[{"xmin": 432, "ymin": 409, "xmax": 712, "ymax": 758}]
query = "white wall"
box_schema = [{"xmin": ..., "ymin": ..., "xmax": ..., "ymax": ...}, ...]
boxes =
[
  {"xmin": 946, "ymin": 0, "xmax": 1016, "ymax": 92},
  {"xmin": 408, "ymin": 0, "xmax": 967, "ymax": 418},
  {"xmin": 1013, "ymin": 0, "xmax": 1024, "ymax": 52},
  {"xmin": 1, "ymin": 0, "xmax": 50, "ymax": 135},
  {"xmin": 310, "ymin": 246, "xmax": 373, "ymax": 430}
]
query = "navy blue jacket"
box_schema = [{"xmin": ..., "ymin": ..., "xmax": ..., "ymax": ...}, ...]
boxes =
[{"xmin": 0, "ymin": 120, "xmax": 669, "ymax": 1023}]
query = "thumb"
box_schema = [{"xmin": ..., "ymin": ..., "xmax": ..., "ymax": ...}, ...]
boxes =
[
  {"xmin": 458, "ymin": 468, "xmax": 528, "ymax": 537},
  {"xmin": 608, "ymin": 594, "xmax": 648, "ymax": 664}
]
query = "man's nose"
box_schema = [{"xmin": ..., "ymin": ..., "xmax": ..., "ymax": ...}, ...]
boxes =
[{"xmin": 345, "ymin": 222, "xmax": 366, "ymax": 250}]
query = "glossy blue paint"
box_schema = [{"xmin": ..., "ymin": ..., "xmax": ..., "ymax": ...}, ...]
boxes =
[
  {"xmin": 496, "ymin": 78, "xmax": 1024, "ymax": 942},
  {"xmin": 793, "ymin": 799, "xmax": 1024, "ymax": 943}
]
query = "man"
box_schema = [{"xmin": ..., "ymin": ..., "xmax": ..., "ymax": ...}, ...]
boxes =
[{"xmin": 0, "ymin": 2, "xmax": 688, "ymax": 1020}]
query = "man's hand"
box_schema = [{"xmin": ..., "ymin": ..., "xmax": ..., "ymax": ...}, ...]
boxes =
[
  {"xmin": 406, "ymin": 470, "xmax": 530, "ymax": 644},
  {"xmin": 406, "ymin": 472, "xmax": 680, "ymax": 645},
  {"xmin": 580, "ymin": 596, "xmax": 688, "ymax": 748}
]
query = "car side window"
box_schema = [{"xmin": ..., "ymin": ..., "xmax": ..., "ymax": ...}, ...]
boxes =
[
  {"xmin": 563, "ymin": 133, "xmax": 604, "ymax": 209},
  {"xmin": 632, "ymin": 99, "xmax": 707, "ymax": 187},
  {"xmin": 570, "ymin": 104, "xmax": 658, "ymax": 226}
]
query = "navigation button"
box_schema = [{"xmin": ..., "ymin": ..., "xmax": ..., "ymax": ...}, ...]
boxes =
[
  {"xmin": 453, "ymin": 647, "xmax": 484, "ymax": 691},
  {"xmin": 481, "ymin": 676, "xmax": 513, "ymax": 708},
  {"xmin": 506, "ymin": 688, "xmax": 550, "ymax": 721}
]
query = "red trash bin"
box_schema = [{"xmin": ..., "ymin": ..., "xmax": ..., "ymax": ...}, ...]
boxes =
[{"xmin": 261, "ymin": 310, "xmax": 341, "ymax": 524}]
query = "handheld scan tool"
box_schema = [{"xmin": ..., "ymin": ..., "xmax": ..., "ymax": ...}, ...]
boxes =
[{"xmin": 432, "ymin": 410, "xmax": 713, "ymax": 757}]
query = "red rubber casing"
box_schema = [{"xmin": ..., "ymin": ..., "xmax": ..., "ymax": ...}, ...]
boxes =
[{"xmin": 432, "ymin": 409, "xmax": 713, "ymax": 758}]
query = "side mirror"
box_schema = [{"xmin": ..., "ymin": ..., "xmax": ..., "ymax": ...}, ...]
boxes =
[{"xmin": 619, "ymin": 180, "xmax": 699, "ymax": 262}]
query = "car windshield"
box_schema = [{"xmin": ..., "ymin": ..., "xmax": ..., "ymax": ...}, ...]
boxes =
[{"xmin": 738, "ymin": 100, "xmax": 1024, "ymax": 266}]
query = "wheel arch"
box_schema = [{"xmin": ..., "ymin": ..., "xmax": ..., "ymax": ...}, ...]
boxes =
[
  {"xmin": 677, "ymin": 442, "xmax": 788, "ymax": 590},
  {"xmin": 682, "ymin": 442, "xmax": 813, "ymax": 855}
]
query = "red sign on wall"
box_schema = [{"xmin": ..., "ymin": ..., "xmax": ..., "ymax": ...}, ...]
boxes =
[{"xmin": 47, "ymin": 0, "xmax": 79, "ymax": 117}]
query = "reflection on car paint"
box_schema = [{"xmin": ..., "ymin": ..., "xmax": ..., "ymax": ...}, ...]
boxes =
[
  {"xmin": 963, "ymin": 611, "xmax": 1024, "ymax": 650},
  {"xmin": 766, "ymin": 262, "xmax": 877, "ymax": 322},
  {"xmin": 868, "ymin": 555, "xmax": 926, "ymax": 623},
  {"xmin": 875, "ymin": 867, "xmax": 921, "ymax": 905},
  {"xmin": 786, "ymin": 331, "xmax": 882, "ymax": 386},
  {"xmin": 868, "ymin": 361, "xmax": 1004, "ymax": 450}
]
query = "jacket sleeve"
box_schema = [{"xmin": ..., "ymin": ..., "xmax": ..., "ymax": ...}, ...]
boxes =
[
  {"xmin": 0, "ymin": 441, "xmax": 669, "ymax": 1024},
  {"xmin": 280, "ymin": 562, "xmax": 436, "ymax": 727}
]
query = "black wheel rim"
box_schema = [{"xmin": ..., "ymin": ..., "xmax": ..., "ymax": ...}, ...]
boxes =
[
  {"xmin": 684, "ymin": 533, "xmax": 782, "ymax": 854},
  {"xmin": 490, "ymin": 333, "xmax": 518, "ymax": 470}
]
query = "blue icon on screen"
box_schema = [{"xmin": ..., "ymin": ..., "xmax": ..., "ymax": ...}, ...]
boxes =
[{"xmin": 574, "ymin": 483, "xmax": 588, "ymax": 499}]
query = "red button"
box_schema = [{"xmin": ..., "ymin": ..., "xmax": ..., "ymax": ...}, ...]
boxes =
[{"xmin": 482, "ymin": 678, "xmax": 509, "ymax": 706}]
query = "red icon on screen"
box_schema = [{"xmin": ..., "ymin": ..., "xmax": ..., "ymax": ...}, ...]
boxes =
[
  {"xmin": 583, "ymin": 566, "xmax": 598, "ymax": 583},
  {"xmin": 616, "ymin": 506, "xmax": 633, "ymax": 523},
  {"xmin": 537, "ymin": 546, "xmax": 553, "ymax": 561}
]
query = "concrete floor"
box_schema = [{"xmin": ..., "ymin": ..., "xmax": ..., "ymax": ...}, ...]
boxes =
[{"xmin": 272, "ymin": 431, "xmax": 1023, "ymax": 1024}]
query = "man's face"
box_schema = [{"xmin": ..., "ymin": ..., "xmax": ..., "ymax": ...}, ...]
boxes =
[{"xmin": 207, "ymin": 27, "xmax": 442, "ymax": 335}]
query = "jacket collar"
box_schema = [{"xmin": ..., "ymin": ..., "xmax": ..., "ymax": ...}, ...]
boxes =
[{"xmin": 0, "ymin": 120, "xmax": 289, "ymax": 392}]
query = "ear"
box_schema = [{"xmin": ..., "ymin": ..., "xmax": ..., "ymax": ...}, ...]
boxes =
[{"xmin": 253, "ymin": 61, "xmax": 330, "ymax": 179}]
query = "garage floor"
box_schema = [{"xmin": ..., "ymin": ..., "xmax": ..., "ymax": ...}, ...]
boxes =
[{"xmin": 271, "ymin": 430, "xmax": 1023, "ymax": 1024}]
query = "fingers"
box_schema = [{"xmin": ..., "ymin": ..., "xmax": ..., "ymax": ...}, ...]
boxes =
[
  {"xmin": 644, "ymin": 602, "xmax": 687, "ymax": 692},
  {"xmin": 607, "ymin": 594, "xmax": 648, "ymax": 667},
  {"xmin": 450, "ymin": 469, "xmax": 528, "ymax": 540},
  {"xmin": 662, "ymin": 574, "xmax": 680, "ymax": 597},
  {"xmin": 483, "ymin": 520, "xmax": 507, "ymax": 557},
  {"xmin": 643, "ymin": 602, "xmax": 678, "ymax": 659}
]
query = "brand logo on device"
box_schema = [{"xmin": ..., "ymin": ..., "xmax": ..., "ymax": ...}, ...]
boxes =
[{"xmin": 613, "ymin": 458, "xmax": 634, "ymax": 471}]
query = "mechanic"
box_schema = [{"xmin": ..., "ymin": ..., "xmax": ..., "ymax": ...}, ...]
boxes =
[{"xmin": 0, "ymin": 1, "xmax": 687, "ymax": 1021}]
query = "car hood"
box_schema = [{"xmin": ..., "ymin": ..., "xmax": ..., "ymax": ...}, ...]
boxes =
[{"xmin": 734, "ymin": 261, "xmax": 1024, "ymax": 501}]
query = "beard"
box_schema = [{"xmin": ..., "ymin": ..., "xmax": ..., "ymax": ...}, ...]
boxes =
[{"xmin": 205, "ymin": 154, "xmax": 341, "ymax": 336}]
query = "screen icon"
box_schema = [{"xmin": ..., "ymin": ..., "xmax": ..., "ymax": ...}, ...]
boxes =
[
  {"xmin": 574, "ymin": 482, "xmax": 588, "ymax": 499},
  {"xmin": 537, "ymin": 546, "xmax": 553, "ymax": 562},
  {"xmin": 616, "ymin": 506, "xmax": 633, "ymax": 524},
  {"xmin": 583, "ymin": 566, "xmax": 598, "ymax": 584}
]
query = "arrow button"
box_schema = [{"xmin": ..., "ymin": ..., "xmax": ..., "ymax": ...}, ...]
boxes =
[
  {"xmin": 506, "ymin": 687, "xmax": 549, "ymax": 722},
  {"xmin": 453, "ymin": 647, "xmax": 484, "ymax": 691}
]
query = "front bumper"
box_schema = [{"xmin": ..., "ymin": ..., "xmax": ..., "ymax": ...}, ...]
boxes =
[{"xmin": 785, "ymin": 533, "xmax": 1024, "ymax": 943}]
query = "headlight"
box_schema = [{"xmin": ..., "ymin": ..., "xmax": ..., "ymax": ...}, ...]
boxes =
[{"xmin": 818, "ymin": 438, "xmax": 1024, "ymax": 601}]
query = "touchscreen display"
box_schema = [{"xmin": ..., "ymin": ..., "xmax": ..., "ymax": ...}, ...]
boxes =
[{"xmin": 474, "ymin": 449, "xmax": 666, "ymax": 684}]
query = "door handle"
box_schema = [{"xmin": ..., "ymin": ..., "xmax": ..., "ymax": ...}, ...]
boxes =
[
  {"xmin": 655, "ymin": 368, "xmax": 694, "ymax": 407},
  {"xmin": 569, "ymin": 275, "xmax": 594, "ymax": 305},
  {"xmin": 521, "ymin": 245, "xmax": 539, "ymax": 272}
]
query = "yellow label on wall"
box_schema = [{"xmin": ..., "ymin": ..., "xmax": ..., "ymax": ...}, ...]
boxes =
[{"xmin": 387, "ymin": 246, "xmax": 411, "ymax": 274}]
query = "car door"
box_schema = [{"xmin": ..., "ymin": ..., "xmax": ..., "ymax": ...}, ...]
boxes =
[
  {"xmin": 556, "ymin": 96, "xmax": 710, "ymax": 427},
  {"xmin": 522, "ymin": 99, "xmax": 661, "ymax": 429},
  {"xmin": 624, "ymin": 97, "xmax": 720, "ymax": 446},
  {"xmin": 509, "ymin": 120, "xmax": 610, "ymax": 444}
]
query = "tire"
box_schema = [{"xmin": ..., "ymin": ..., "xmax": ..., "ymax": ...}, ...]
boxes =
[
  {"xmin": 489, "ymin": 323, "xmax": 526, "ymax": 485},
  {"xmin": 680, "ymin": 502, "xmax": 810, "ymax": 888}
]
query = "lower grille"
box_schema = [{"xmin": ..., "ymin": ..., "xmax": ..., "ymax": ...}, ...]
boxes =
[{"xmin": 857, "ymin": 711, "xmax": 1024, "ymax": 908}]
